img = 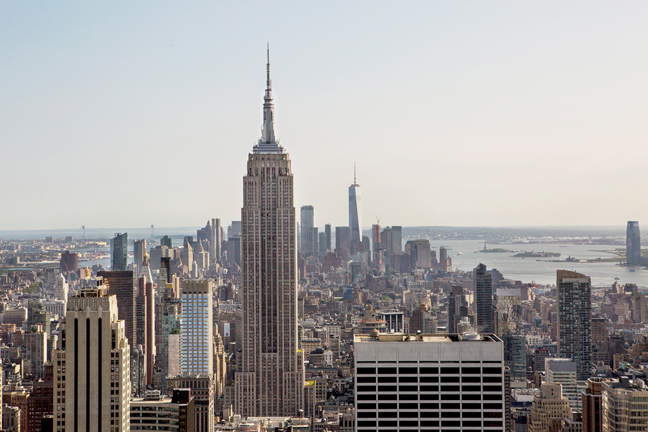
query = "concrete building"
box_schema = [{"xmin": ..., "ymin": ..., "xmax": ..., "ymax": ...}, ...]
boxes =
[
  {"xmin": 602, "ymin": 377, "xmax": 648, "ymax": 432},
  {"xmin": 53, "ymin": 276, "xmax": 131, "ymax": 432},
  {"xmin": 354, "ymin": 332, "xmax": 507, "ymax": 431},
  {"xmin": 234, "ymin": 52, "xmax": 304, "ymax": 418},
  {"xmin": 181, "ymin": 280, "xmax": 214, "ymax": 377},
  {"xmin": 557, "ymin": 270, "xmax": 592, "ymax": 380},
  {"xmin": 130, "ymin": 389, "xmax": 195, "ymax": 432},
  {"xmin": 135, "ymin": 275, "xmax": 155, "ymax": 387},
  {"xmin": 545, "ymin": 358, "xmax": 579, "ymax": 411},
  {"xmin": 54, "ymin": 273, "xmax": 68, "ymax": 306},
  {"xmin": 495, "ymin": 288, "xmax": 522, "ymax": 335},
  {"xmin": 582, "ymin": 378, "xmax": 603, "ymax": 432},
  {"xmin": 110, "ymin": 232, "xmax": 128, "ymax": 271},
  {"xmin": 475, "ymin": 263, "xmax": 495, "ymax": 334},
  {"xmin": 527, "ymin": 383, "xmax": 571, "ymax": 432},
  {"xmin": 626, "ymin": 221, "xmax": 641, "ymax": 266},
  {"xmin": 24, "ymin": 325, "xmax": 48, "ymax": 380},
  {"xmin": 59, "ymin": 250, "xmax": 79, "ymax": 273},
  {"xmin": 2, "ymin": 405, "xmax": 19, "ymax": 432},
  {"xmin": 377, "ymin": 310, "xmax": 404, "ymax": 333},
  {"xmin": 182, "ymin": 238, "xmax": 194, "ymax": 273},
  {"xmin": 348, "ymin": 167, "xmax": 362, "ymax": 253},
  {"xmin": 404, "ymin": 239, "xmax": 433, "ymax": 269},
  {"xmin": 167, "ymin": 376, "xmax": 214, "ymax": 432}
]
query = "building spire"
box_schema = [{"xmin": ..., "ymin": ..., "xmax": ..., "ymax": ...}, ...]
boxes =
[
  {"xmin": 354, "ymin": 162, "xmax": 357, "ymax": 185},
  {"xmin": 254, "ymin": 43, "xmax": 283, "ymax": 154},
  {"xmin": 267, "ymin": 42, "xmax": 271, "ymax": 90}
]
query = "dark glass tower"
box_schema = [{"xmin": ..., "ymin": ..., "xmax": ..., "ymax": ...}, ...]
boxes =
[
  {"xmin": 110, "ymin": 232, "xmax": 128, "ymax": 271},
  {"xmin": 557, "ymin": 270, "xmax": 592, "ymax": 380},
  {"xmin": 626, "ymin": 221, "xmax": 641, "ymax": 266},
  {"xmin": 474, "ymin": 263, "xmax": 494, "ymax": 334}
]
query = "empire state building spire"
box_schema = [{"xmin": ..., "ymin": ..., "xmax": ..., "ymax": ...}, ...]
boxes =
[
  {"xmin": 236, "ymin": 50, "xmax": 304, "ymax": 418},
  {"xmin": 255, "ymin": 45, "xmax": 284, "ymax": 154}
]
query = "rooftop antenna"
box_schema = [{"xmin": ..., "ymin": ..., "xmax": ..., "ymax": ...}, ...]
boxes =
[
  {"xmin": 354, "ymin": 162, "xmax": 356, "ymax": 185},
  {"xmin": 266, "ymin": 42, "xmax": 271, "ymax": 89},
  {"xmin": 82, "ymin": 225, "xmax": 85, "ymax": 239}
]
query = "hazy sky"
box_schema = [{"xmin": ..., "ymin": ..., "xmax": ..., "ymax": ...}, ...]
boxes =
[{"xmin": 2, "ymin": 2, "xmax": 647, "ymax": 231}]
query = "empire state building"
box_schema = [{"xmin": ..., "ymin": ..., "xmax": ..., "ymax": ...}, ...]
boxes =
[{"xmin": 234, "ymin": 51, "xmax": 305, "ymax": 417}]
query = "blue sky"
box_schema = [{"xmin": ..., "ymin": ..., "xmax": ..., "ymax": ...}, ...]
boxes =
[{"xmin": 1, "ymin": 2, "xmax": 647, "ymax": 230}]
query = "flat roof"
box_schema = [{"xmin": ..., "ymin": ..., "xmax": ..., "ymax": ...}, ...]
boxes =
[{"xmin": 354, "ymin": 333, "xmax": 501, "ymax": 343}]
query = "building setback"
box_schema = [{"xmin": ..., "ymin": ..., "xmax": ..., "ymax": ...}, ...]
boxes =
[
  {"xmin": 53, "ymin": 276, "xmax": 131, "ymax": 432},
  {"xmin": 234, "ymin": 50, "xmax": 304, "ymax": 418}
]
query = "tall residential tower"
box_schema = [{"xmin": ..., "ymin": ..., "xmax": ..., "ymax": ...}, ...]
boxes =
[
  {"xmin": 234, "ymin": 50, "xmax": 304, "ymax": 417},
  {"xmin": 557, "ymin": 270, "xmax": 592, "ymax": 380}
]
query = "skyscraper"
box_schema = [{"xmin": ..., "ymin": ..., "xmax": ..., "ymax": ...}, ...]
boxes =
[
  {"xmin": 300, "ymin": 205, "xmax": 315, "ymax": 256},
  {"xmin": 111, "ymin": 232, "xmax": 128, "ymax": 271},
  {"xmin": 324, "ymin": 224, "xmax": 332, "ymax": 250},
  {"xmin": 234, "ymin": 50, "xmax": 304, "ymax": 417},
  {"xmin": 371, "ymin": 223, "xmax": 380, "ymax": 268},
  {"xmin": 98, "ymin": 270, "xmax": 137, "ymax": 349},
  {"xmin": 475, "ymin": 263, "xmax": 495, "ymax": 334},
  {"xmin": 133, "ymin": 239, "xmax": 146, "ymax": 273},
  {"xmin": 212, "ymin": 218, "xmax": 222, "ymax": 261},
  {"xmin": 354, "ymin": 332, "xmax": 507, "ymax": 431},
  {"xmin": 557, "ymin": 270, "xmax": 592, "ymax": 381},
  {"xmin": 348, "ymin": 166, "xmax": 362, "ymax": 253},
  {"xmin": 626, "ymin": 221, "xmax": 641, "ymax": 266},
  {"xmin": 335, "ymin": 226, "xmax": 351, "ymax": 257},
  {"xmin": 181, "ymin": 279, "xmax": 213, "ymax": 377},
  {"xmin": 53, "ymin": 276, "xmax": 131, "ymax": 432},
  {"xmin": 447, "ymin": 285, "xmax": 468, "ymax": 334}
]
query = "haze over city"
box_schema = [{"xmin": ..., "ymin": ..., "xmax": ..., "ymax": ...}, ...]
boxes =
[{"xmin": 2, "ymin": 2, "xmax": 648, "ymax": 230}]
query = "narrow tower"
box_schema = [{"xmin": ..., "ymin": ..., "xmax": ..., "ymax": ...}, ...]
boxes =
[
  {"xmin": 348, "ymin": 164, "xmax": 362, "ymax": 253},
  {"xmin": 234, "ymin": 49, "xmax": 304, "ymax": 417}
]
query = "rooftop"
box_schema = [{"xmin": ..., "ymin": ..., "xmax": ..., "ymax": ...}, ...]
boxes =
[{"xmin": 354, "ymin": 333, "xmax": 502, "ymax": 343}]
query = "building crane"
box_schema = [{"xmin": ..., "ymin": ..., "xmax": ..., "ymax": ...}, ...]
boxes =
[{"xmin": 456, "ymin": 261, "xmax": 465, "ymax": 272}]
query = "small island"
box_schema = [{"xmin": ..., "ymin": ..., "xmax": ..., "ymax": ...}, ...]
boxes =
[
  {"xmin": 513, "ymin": 251, "xmax": 561, "ymax": 258},
  {"xmin": 478, "ymin": 248, "xmax": 513, "ymax": 253}
]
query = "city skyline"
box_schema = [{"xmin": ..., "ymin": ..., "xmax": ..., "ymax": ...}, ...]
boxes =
[{"xmin": 2, "ymin": 3, "xmax": 648, "ymax": 230}]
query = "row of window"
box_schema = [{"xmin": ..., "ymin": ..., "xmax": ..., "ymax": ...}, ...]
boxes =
[
  {"xmin": 358, "ymin": 403, "xmax": 504, "ymax": 413},
  {"xmin": 357, "ymin": 366, "xmax": 502, "ymax": 375},
  {"xmin": 357, "ymin": 384, "xmax": 503, "ymax": 393},
  {"xmin": 357, "ymin": 375, "xmax": 501, "ymax": 383},
  {"xmin": 357, "ymin": 392, "xmax": 501, "ymax": 401},
  {"xmin": 358, "ymin": 401, "xmax": 503, "ymax": 410},
  {"xmin": 357, "ymin": 419, "xmax": 503, "ymax": 428}
]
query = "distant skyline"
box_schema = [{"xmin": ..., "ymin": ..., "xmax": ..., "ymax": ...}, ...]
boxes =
[{"xmin": 2, "ymin": 2, "xmax": 648, "ymax": 230}]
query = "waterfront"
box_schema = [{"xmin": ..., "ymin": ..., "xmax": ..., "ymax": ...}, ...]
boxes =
[{"xmin": 426, "ymin": 239, "xmax": 644, "ymax": 287}]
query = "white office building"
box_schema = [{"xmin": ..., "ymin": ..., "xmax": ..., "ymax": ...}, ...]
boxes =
[
  {"xmin": 354, "ymin": 332, "xmax": 507, "ymax": 432},
  {"xmin": 545, "ymin": 358, "xmax": 580, "ymax": 411},
  {"xmin": 181, "ymin": 279, "xmax": 213, "ymax": 376}
]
